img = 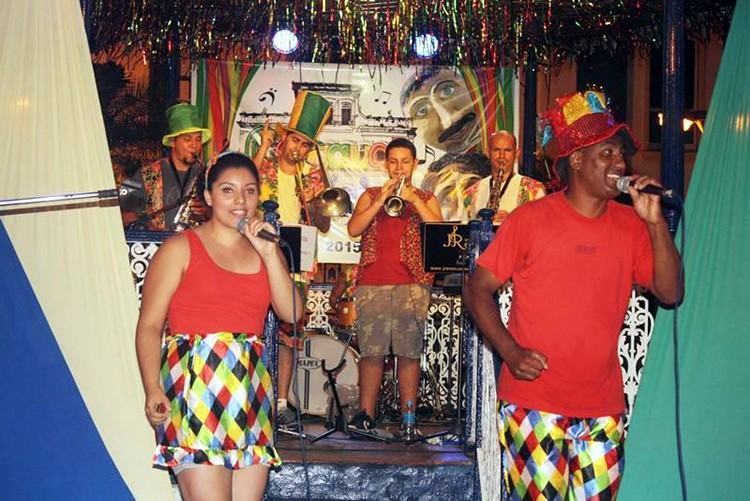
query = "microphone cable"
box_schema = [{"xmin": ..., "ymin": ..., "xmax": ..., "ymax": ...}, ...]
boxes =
[
  {"xmin": 278, "ymin": 240, "xmax": 312, "ymax": 501},
  {"xmin": 670, "ymin": 200, "xmax": 688, "ymax": 501},
  {"xmin": 630, "ymin": 193, "xmax": 688, "ymax": 500}
]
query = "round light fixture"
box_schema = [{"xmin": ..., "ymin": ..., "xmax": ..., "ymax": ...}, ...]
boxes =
[
  {"xmin": 272, "ymin": 29, "xmax": 299, "ymax": 55},
  {"xmin": 414, "ymin": 34, "xmax": 439, "ymax": 58}
]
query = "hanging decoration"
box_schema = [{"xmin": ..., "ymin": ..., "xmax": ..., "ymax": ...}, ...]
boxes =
[{"xmin": 84, "ymin": 0, "xmax": 735, "ymax": 70}]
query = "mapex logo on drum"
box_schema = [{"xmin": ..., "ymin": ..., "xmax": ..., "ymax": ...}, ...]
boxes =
[{"xmin": 297, "ymin": 357, "xmax": 322, "ymax": 370}]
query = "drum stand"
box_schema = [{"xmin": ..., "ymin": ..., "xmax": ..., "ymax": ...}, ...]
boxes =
[
  {"xmin": 418, "ymin": 358, "xmax": 446, "ymax": 419},
  {"xmin": 400, "ymin": 369, "xmax": 453, "ymax": 447},
  {"xmin": 311, "ymin": 330, "xmax": 387, "ymax": 443},
  {"xmin": 377, "ymin": 350, "xmax": 453, "ymax": 446},
  {"xmin": 377, "ymin": 354, "xmax": 401, "ymax": 422}
]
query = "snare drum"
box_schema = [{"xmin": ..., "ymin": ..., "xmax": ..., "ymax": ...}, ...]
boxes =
[{"xmin": 288, "ymin": 334, "xmax": 359, "ymax": 416}]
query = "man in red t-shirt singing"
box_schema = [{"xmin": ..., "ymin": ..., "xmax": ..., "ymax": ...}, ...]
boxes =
[{"xmin": 467, "ymin": 91, "xmax": 682, "ymax": 500}]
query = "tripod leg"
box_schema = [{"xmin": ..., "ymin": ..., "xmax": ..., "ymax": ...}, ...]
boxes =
[{"xmin": 423, "ymin": 364, "xmax": 444, "ymax": 418}]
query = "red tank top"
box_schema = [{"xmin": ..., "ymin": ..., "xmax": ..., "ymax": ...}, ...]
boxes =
[{"xmin": 167, "ymin": 230, "xmax": 271, "ymax": 335}]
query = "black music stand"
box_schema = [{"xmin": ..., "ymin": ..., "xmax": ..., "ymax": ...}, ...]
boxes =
[
  {"xmin": 419, "ymin": 221, "xmax": 500, "ymax": 442},
  {"xmin": 309, "ymin": 329, "xmax": 388, "ymax": 443}
]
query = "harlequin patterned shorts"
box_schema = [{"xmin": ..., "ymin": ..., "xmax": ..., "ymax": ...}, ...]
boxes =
[
  {"xmin": 499, "ymin": 402, "xmax": 624, "ymax": 501},
  {"xmin": 153, "ymin": 332, "xmax": 281, "ymax": 471}
]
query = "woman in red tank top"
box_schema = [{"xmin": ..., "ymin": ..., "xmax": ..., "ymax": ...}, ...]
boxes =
[{"xmin": 135, "ymin": 153, "xmax": 302, "ymax": 500}]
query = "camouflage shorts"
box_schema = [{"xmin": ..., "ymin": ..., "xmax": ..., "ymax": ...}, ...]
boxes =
[{"xmin": 353, "ymin": 284, "xmax": 431, "ymax": 360}]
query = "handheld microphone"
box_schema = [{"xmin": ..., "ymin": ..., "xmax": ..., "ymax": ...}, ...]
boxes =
[
  {"xmin": 236, "ymin": 218, "xmax": 280, "ymax": 243},
  {"xmin": 612, "ymin": 175, "xmax": 676, "ymax": 198}
]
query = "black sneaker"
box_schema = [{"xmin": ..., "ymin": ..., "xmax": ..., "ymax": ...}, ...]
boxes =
[
  {"xmin": 348, "ymin": 410, "xmax": 376, "ymax": 432},
  {"xmin": 277, "ymin": 406, "xmax": 301, "ymax": 431}
]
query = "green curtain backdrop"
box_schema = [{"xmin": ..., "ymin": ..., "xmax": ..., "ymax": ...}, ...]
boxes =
[{"xmin": 620, "ymin": 1, "xmax": 750, "ymax": 499}]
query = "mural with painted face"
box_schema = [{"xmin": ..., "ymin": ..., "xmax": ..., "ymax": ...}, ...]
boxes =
[{"xmin": 401, "ymin": 68, "xmax": 481, "ymax": 154}]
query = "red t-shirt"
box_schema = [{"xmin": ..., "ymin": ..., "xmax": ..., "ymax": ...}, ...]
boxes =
[
  {"xmin": 358, "ymin": 209, "xmax": 414, "ymax": 285},
  {"xmin": 476, "ymin": 191, "xmax": 654, "ymax": 417},
  {"xmin": 168, "ymin": 230, "xmax": 271, "ymax": 335}
]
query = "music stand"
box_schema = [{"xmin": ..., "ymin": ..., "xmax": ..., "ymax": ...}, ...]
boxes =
[
  {"xmin": 419, "ymin": 222, "xmax": 496, "ymax": 443},
  {"xmin": 309, "ymin": 328, "xmax": 388, "ymax": 443}
]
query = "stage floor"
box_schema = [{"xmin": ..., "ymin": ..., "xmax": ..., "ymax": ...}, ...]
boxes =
[
  {"xmin": 276, "ymin": 419, "xmax": 473, "ymax": 466},
  {"xmin": 268, "ymin": 417, "xmax": 478, "ymax": 500}
]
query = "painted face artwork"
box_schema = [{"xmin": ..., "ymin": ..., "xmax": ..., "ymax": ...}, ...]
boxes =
[{"xmin": 404, "ymin": 69, "xmax": 479, "ymax": 154}]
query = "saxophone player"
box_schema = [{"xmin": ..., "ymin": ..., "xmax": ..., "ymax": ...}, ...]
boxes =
[
  {"xmin": 468, "ymin": 130, "xmax": 545, "ymax": 224},
  {"xmin": 121, "ymin": 103, "xmax": 211, "ymax": 230}
]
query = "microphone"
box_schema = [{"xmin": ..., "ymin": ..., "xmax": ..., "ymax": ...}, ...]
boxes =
[
  {"xmin": 236, "ymin": 218, "xmax": 280, "ymax": 243},
  {"xmin": 612, "ymin": 175, "xmax": 677, "ymax": 198}
]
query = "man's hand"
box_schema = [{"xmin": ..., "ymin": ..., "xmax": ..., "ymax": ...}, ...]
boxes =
[
  {"xmin": 628, "ymin": 175, "xmax": 664, "ymax": 225},
  {"xmin": 302, "ymin": 170, "xmax": 325, "ymax": 202},
  {"xmin": 492, "ymin": 210, "xmax": 509, "ymax": 224},
  {"xmin": 400, "ymin": 183, "xmax": 418, "ymax": 203},
  {"xmin": 189, "ymin": 198, "xmax": 209, "ymax": 221},
  {"xmin": 377, "ymin": 177, "xmax": 402, "ymax": 205},
  {"xmin": 258, "ymin": 120, "xmax": 275, "ymax": 150},
  {"xmin": 252, "ymin": 120, "xmax": 275, "ymax": 166},
  {"xmin": 503, "ymin": 342, "xmax": 548, "ymax": 381}
]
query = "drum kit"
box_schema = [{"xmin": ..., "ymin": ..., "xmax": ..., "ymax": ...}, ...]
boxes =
[
  {"xmin": 288, "ymin": 332, "xmax": 359, "ymax": 417},
  {"xmin": 287, "ymin": 296, "xmax": 359, "ymax": 420},
  {"xmin": 286, "ymin": 291, "xmax": 449, "ymax": 441}
]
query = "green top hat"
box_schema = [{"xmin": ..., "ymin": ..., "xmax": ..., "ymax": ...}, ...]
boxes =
[
  {"xmin": 162, "ymin": 103, "xmax": 212, "ymax": 147},
  {"xmin": 276, "ymin": 91, "xmax": 332, "ymax": 144}
]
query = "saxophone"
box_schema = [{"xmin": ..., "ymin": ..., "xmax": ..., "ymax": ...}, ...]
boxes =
[
  {"xmin": 171, "ymin": 161, "xmax": 206, "ymax": 232},
  {"xmin": 487, "ymin": 170, "xmax": 504, "ymax": 215}
]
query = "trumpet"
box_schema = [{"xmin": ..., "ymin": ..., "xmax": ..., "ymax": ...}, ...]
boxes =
[{"xmin": 384, "ymin": 176, "xmax": 406, "ymax": 217}]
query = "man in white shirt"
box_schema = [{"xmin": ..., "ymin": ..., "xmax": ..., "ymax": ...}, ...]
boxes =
[{"xmin": 469, "ymin": 130, "xmax": 546, "ymax": 223}]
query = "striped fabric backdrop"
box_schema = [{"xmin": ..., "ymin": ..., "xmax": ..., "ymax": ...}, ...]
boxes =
[
  {"xmin": 195, "ymin": 59, "xmax": 260, "ymax": 156},
  {"xmin": 460, "ymin": 66, "xmax": 515, "ymax": 153}
]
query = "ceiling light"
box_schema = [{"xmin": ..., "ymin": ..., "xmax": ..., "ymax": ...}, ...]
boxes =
[
  {"xmin": 272, "ymin": 29, "xmax": 299, "ymax": 55},
  {"xmin": 414, "ymin": 34, "xmax": 439, "ymax": 58}
]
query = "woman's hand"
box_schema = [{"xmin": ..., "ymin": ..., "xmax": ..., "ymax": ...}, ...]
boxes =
[
  {"xmin": 144, "ymin": 388, "xmax": 170, "ymax": 427},
  {"xmin": 239, "ymin": 216, "xmax": 278, "ymax": 258}
]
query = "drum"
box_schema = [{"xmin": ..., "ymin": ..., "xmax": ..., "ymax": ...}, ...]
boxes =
[
  {"xmin": 288, "ymin": 334, "xmax": 359, "ymax": 416},
  {"xmin": 335, "ymin": 298, "xmax": 357, "ymax": 328}
]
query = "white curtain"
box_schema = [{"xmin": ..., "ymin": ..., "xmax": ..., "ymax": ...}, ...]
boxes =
[{"xmin": 0, "ymin": 0, "xmax": 170, "ymax": 498}]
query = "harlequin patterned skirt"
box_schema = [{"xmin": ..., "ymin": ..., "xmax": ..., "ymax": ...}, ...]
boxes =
[{"xmin": 153, "ymin": 332, "xmax": 280, "ymax": 470}]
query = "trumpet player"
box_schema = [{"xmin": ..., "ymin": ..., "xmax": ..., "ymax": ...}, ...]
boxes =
[
  {"xmin": 347, "ymin": 138, "xmax": 442, "ymax": 436},
  {"xmin": 120, "ymin": 103, "xmax": 210, "ymax": 230}
]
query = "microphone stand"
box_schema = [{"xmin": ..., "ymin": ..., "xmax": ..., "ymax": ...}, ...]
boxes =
[{"xmin": 0, "ymin": 189, "xmax": 118, "ymax": 209}]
